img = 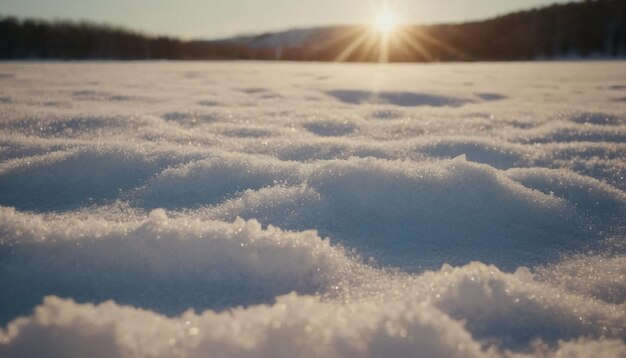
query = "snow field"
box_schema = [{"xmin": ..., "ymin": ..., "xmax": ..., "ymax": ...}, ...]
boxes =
[{"xmin": 0, "ymin": 61, "xmax": 624, "ymax": 357}]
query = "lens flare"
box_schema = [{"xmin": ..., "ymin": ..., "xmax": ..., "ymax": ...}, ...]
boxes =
[{"xmin": 332, "ymin": 3, "xmax": 465, "ymax": 63}]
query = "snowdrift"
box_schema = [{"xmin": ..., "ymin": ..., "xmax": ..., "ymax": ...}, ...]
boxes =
[{"xmin": 0, "ymin": 61, "xmax": 624, "ymax": 357}]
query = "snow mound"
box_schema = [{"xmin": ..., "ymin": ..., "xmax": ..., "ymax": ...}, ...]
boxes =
[
  {"xmin": 0, "ymin": 147, "xmax": 165, "ymax": 211},
  {"xmin": 139, "ymin": 153, "xmax": 300, "ymax": 209},
  {"xmin": 506, "ymin": 167, "xmax": 626, "ymax": 223},
  {"xmin": 1, "ymin": 261, "xmax": 624, "ymax": 357},
  {"xmin": 0, "ymin": 207, "xmax": 361, "ymax": 323},
  {"xmin": 205, "ymin": 157, "xmax": 614, "ymax": 270}
]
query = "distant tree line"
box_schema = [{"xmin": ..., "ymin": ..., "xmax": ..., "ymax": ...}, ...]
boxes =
[
  {"xmin": 0, "ymin": 18, "xmax": 251, "ymax": 60},
  {"xmin": 281, "ymin": 0, "xmax": 626, "ymax": 62},
  {"xmin": 0, "ymin": 0, "xmax": 624, "ymax": 62},
  {"xmin": 423, "ymin": 0, "xmax": 625, "ymax": 61}
]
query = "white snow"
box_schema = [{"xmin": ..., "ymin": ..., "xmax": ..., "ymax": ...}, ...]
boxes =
[{"xmin": 0, "ymin": 61, "xmax": 624, "ymax": 357}]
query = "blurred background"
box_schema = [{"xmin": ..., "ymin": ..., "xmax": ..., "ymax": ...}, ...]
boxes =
[{"xmin": 0, "ymin": 0, "xmax": 624, "ymax": 61}]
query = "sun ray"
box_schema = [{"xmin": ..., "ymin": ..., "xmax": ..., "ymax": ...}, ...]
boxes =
[
  {"xmin": 359, "ymin": 30, "xmax": 381, "ymax": 62},
  {"xmin": 323, "ymin": 2, "xmax": 471, "ymax": 63},
  {"xmin": 395, "ymin": 27, "xmax": 435, "ymax": 62},
  {"xmin": 378, "ymin": 33, "xmax": 389, "ymax": 63},
  {"xmin": 315, "ymin": 26, "xmax": 365, "ymax": 52},
  {"xmin": 334, "ymin": 29, "xmax": 372, "ymax": 62},
  {"xmin": 403, "ymin": 26, "xmax": 469, "ymax": 60}
]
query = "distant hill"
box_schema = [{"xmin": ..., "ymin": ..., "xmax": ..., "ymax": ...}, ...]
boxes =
[{"xmin": 1, "ymin": 0, "xmax": 624, "ymax": 61}]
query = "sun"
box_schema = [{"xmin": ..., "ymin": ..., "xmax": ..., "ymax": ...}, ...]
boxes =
[{"xmin": 374, "ymin": 8, "xmax": 398, "ymax": 34}]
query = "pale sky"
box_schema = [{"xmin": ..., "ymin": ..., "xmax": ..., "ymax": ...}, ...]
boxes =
[{"xmin": 0, "ymin": 0, "xmax": 572, "ymax": 39}]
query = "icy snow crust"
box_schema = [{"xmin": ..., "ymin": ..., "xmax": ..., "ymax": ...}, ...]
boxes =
[{"xmin": 0, "ymin": 61, "xmax": 625, "ymax": 357}]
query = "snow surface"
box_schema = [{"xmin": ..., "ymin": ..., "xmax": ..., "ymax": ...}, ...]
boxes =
[{"xmin": 0, "ymin": 61, "xmax": 625, "ymax": 357}]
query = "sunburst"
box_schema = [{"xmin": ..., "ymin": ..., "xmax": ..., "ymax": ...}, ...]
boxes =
[
  {"xmin": 330, "ymin": 2, "xmax": 467, "ymax": 63},
  {"xmin": 318, "ymin": 2, "xmax": 470, "ymax": 63}
]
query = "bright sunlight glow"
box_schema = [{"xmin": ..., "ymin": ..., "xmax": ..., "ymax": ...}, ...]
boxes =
[{"xmin": 374, "ymin": 9, "xmax": 398, "ymax": 34}]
